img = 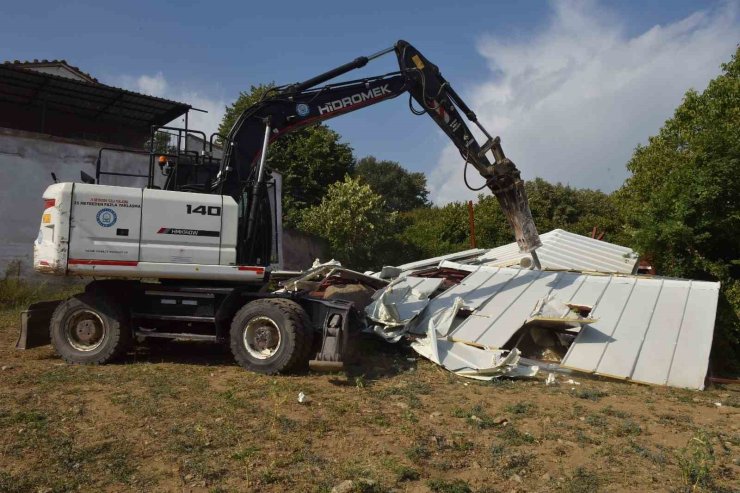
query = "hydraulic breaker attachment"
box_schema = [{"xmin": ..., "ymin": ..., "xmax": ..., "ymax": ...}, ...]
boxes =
[
  {"xmin": 308, "ymin": 300, "xmax": 353, "ymax": 372},
  {"xmin": 490, "ymin": 177, "xmax": 541, "ymax": 254},
  {"xmin": 16, "ymin": 300, "xmax": 61, "ymax": 349},
  {"xmin": 483, "ymin": 137, "xmax": 542, "ymax": 256}
]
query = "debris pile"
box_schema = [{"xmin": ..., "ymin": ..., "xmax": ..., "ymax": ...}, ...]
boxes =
[{"xmin": 278, "ymin": 230, "xmax": 720, "ymax": 390}]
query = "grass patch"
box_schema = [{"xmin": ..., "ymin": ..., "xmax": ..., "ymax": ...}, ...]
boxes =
[
  {"xmin": 406, "ymin": 441, "xmax": 431, "ymax": 462},
  {"xmin": 2, "ymin": 410, "xmax": 48, "ymax": 429},
  {"xmin": 0, "ymin": 471, "xmax": 34, "ymax": 493},
  {"xmin": 490, "ymin": 443, "xmax": 506, "ymax": 459},
  {"xmin": 452, "ymin": 404, "xmax": 500, "ymax": 429},
  {"xmin": 232, "ymin": 446, "xmax": 260, "ymax": 460},
  {"xmin": 502, "ymin": 451, "xmax": 535, "ymax": 472},
  {"xmin": 585, "ymin": 413, "xmax": 607, "ymax": 429},
  {"xmin": 677, "ymin": 431, "xmax": 715, "ymax": 490},
  {"xmin": 498, "ymin": 425, "xmax": 536, "ymax": 446},
  {"xmin": 394, "ymin": 465, "xmax": 420, "ymax": 482},
  {"xmin": 504, "ymin": 401, "xmax": 536, "ymax": 415},
  {"xmin": 600, "ymin": 405, "xmax": 629, "ymax": 418},
  {"xmin": 427, "ymin": 478, "xmax": 472, "ymax": 493},
  {"xmin": 575, "ymin": 389, "xmax": 608, "ymax": 402},
  {"xmin": 377, "ymin": 380, "xmax": 432, "ymax": 409},
  {"xmin": 629, "ymin": 441, "xmax": 667, "ymax": 465},
  {"xmin": 575, "ymin": 429, "xmax": 600, "ymax": 445},
  {"xmin": 561, "ymin": 467, "xmax": 600, "ymax": 493},
  {"xmin": 0, "ymin": 271, "xmax": 81, "ymax": 310},
  {"xmin": 490, "ymin": 442, "xmax": 536, "ymax": 473},
  {"xmin": 615, "ymin": 418, "xmax": 642, "ymax": 437},
  {"xmin": 275, "ymin": 415, "xmax": 298, "ymax": 432}
]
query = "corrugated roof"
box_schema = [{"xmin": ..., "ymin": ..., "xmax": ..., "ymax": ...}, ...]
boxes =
[
  {"xmin": 473, "ymin": 229, "xmax": 639, "ymax": 274},
  {"xmin": 408, "ymin": 263, "xmax": 719, "ymax": 389},
  {"xmin": 0, "ymin": 63, "xmax": 190, "ymax": 128},
  {"xmin": 3, "ymin": 59, "xmax": 98, "ymax": 83}
]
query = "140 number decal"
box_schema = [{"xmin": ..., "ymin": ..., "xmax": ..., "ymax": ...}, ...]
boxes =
[{"xmin": 186, "ymin": 204, "xmax": 221, "ymax": 216}]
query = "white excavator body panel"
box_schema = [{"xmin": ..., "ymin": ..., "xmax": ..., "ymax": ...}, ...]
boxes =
[
  {"xmin": 140, "ymin": 188, "xmax": 227, "ymax": 265},
  {"xmin": 68, "ymin": 184, "xmax": 143, "ymax": 263},
  {"xmin": 33, "ymin": 183, "xmax": 264, "ymax": 282}
]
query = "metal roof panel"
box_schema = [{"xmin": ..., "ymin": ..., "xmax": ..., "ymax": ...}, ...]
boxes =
[
  {"xmin": 474, "ymin": 229, "xmax": 639, "ymax": 273},
  {"xmin": 409, "ymin": 263, "xmax": 718, "ymax": 389}
]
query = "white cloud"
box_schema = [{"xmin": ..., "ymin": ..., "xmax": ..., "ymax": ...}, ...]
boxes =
[
  {"xmin": 108, "ymin": 72, "xmax": 226, "ymax": 137},
  {"xmin": 430, "ymin": 0, "xmax": 740, "ymax": 203},
  {"xmin": 134, "ymin": 72, "xmax": 168, "ymax": 97}
]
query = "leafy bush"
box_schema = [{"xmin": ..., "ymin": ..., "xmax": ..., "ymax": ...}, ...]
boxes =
[{"xmin": 615, "ymin": 47, "xmax": 740, "ymax": 368}]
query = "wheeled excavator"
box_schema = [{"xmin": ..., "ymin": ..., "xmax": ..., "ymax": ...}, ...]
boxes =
[{"xmin": 17, "ymin": 40, "xmax": 541, "ymax": 374}]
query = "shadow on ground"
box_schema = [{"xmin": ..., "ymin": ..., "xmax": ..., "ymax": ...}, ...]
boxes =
[{"xmin": 117, "ymin": 332, "xmax": 417, "ymax": 383}]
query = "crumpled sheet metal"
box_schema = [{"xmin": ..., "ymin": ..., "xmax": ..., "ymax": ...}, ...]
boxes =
[
  {"xmin": 366, "ymin": 276, "xmax": 443, "ymax": 327},
  {"xmin": 384, "ymin": 248, "xmax": 486, "ymax": 277},
  {"xmin": 411, "ymin": 339, "xmax": 532, "ymax": 381},
  {"xmin": 365, "ymin": 280, "xmax": 539, "ymax": 380},
  {"xmin": 281, "ymin": 261, "xmax": 388, "ymax": 292},
  {"xmin": 526, "ymin": 293, "xmax": 597, "ymax": 328},
  {"xmin": 407, "ymin": 294, "xmax": 538, "ymax": 381}
]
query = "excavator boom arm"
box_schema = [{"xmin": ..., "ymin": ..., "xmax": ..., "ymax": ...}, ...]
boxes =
[{"xmin": 214, "ymin": 40, "xmax": 541, "ymax": 263}]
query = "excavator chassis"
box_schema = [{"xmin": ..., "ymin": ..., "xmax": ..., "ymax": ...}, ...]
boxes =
[{"xmin": 17, "ymin": 280, "xmax": 357, "ymax": 373}]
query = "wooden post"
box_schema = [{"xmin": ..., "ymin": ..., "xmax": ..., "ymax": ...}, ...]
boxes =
[{"xmin": 468, "ymin": 200, "xmax": 476, "ymax": 248}]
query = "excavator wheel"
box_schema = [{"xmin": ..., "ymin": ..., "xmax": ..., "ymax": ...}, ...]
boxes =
[
  {"xmin": 49, "ymin": 293, "xmax": 132, "ymax": 365},
  {"xmin": 229, "ymin": 298, "xmax": 314, "ymax": 374}
]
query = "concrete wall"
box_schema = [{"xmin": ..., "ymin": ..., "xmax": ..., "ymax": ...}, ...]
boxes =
[
  {"xmin": 0, "ymin": 128, "xmax": 151, "ymax": 277},
  {"xmin": 0, "ymin": 127, "xmax": 324, "ymax": 277},
  {"xmin": 22, "ymin": 65, "xmax": 89, "ymax": 82},
  {"xmin": 281, "ymin": 229, "xmax": 329, "ymax": 271}
]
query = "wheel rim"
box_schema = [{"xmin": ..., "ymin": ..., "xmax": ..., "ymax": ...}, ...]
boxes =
[
  {"xmin": 243, "ymin": 316, "xmax": 281, "ymax": 360},
  {"xmin": 65, "ymin": 310, "xmax": 106, "ymax": 352}
]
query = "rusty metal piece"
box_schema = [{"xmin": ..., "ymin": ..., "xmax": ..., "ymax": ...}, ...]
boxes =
[{"xmin": 467, "ymin": 200, "xmax": 477, "ymax": 248}]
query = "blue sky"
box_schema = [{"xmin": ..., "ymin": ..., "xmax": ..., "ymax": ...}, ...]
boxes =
[{"xmin": 2, "ymin": 0, "xmax": 738, "ymax": 202}]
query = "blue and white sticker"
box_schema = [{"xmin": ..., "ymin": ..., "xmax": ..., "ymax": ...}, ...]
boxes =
[
  {"xmin": 296, "ymin": 103, "xmax": 310, "ymax": 117},
  {"xmin": 96, "ymin": 208, "xmax": 117, "ymax": 227}
]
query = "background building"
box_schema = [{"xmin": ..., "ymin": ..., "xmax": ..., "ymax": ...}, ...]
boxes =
[{"xmin": 0, "ymin": 60, "xmax": 190, "ymax": 276}]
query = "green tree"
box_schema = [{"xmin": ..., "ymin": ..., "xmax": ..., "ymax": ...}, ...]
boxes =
[
  {"xmin": 218, "ymin": 83, "xmax": 276, "ymax": 137},
  {"xmin": 615, "ymin": 47, "xmax": 740, "ymax": 365},
  {"xmin": 219, "ymin": 83, "xmax": 355, "ymax": 225},
  {"xmin": 473, "ymin": 195, "xmax": 512, "ymax": 248},
  {"xmin": 353, "ymin": 156, "xmax": 430, "ymax": 212},
  {"xmin": 299, "ymin": 176, "xmax": 398, "ymax": 271},
  {"xmin": 145, "ymin": 130, "xmax": 174, "ymax": 154},
  {"xmin": 523, "ymin": 178, "xmax": 624, "ymax": 242},
  {"xmin": 399, "ymin": 202, "xmax": 471, "ymax": 258}
]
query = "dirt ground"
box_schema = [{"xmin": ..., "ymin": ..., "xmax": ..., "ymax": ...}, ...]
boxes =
[{"xmin": 0, "ymin": 307, "xmax": 738, "ymax": 493}]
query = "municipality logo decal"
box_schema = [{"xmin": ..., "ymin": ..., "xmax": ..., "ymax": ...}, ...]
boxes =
[
  {"xmin": 296, "ymin": 103, "xmax": 310, "ymax": 117},
  {"xmin": 96, "ymin": 208, "xmax": 117, "ymax": 227}
]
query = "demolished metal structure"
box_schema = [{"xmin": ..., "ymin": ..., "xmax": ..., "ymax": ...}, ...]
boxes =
[
  {"xmin": 279, "ymin": 230, "xmax": 719, "ymax": 390},
  {"xmin": 392, "ymin": 262, "xmax": 719, "ymax": 389}
]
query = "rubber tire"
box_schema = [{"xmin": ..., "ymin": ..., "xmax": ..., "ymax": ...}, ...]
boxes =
[
  {"xmin": 50, "ymin": 293, "xmax": 132, "ymax": 365},
  {"xmin": 230, "ymin": 298, "xmax": 314, "ymax": 375}
]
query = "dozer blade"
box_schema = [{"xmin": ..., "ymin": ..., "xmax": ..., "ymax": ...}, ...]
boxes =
[{"xmin": 16, "ymin": 300, "xmax": 61, "ymax": 350}]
